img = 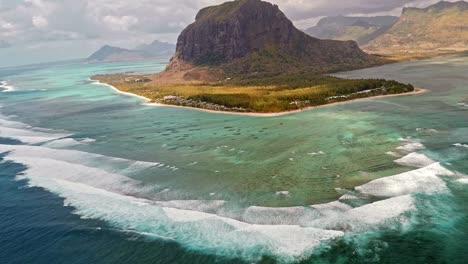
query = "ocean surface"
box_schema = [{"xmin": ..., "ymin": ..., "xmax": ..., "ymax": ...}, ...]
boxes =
[{"xmin": 0, "ymin": 56, "xmax": 467, "ymax": 264}]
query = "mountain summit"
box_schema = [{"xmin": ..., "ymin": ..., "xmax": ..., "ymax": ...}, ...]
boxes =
[
  {"xmin": 165, "ymin": 0, "xmax": 381, "ymax": 79},
  {"xmin": 365, "ymin": 1, "xmax": 468, "ymax": 55}
]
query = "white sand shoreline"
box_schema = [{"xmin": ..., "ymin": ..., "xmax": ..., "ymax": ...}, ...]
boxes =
[{"xmin": 90, "ymin": 78, "xmax": 427, "ymax": 117}]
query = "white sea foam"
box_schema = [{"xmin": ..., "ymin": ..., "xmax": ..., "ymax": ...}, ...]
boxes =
[
  {"xmin": 156, "ymin": 200, "xmax": 226, "ymax": 214},
  {"xmin": 15, "ymin": 166, "xmax": 344, "ymax": 262},
  {"xmin": 355, "ymin": 163, "xmax": 455, "ymax": 197},
  {"xmin": 0, "ymin": 116, "xmax": 445, "ymax": 261},
  {"xmin": 396, "ymin": 137, "xmax": 426, "ymax": 153},
  {"xmin": 308, "ymin": 151, "xmax": 325, "ymax": 156},
  {"xmin": 13, "ymin": 157, "xmax": 151, "ymax": 196},
  {"xmin": 0, "ymin": 141, "xmax": 423, "ymax": 262},
  {"xmin": 308, "ymin": 195, "xmax": 415, "ymax": 232},
  {"xmin": 386, "ymin": 151, "xmax": 401, "ymax": 157},
  {"xmin": 161, "ymin": 191, "xmax": 414, "ymax": 234},
  {"xmin": 241, "ymin": 201, "xmax": 354, "ymax": 227},
  {"xmin": 78, "ymin": 138, "xmax": 96, "ymax": 143},
  {"xmin": 0, "ymin": 144, "xmax": 161, "ymax": 176},
  {"xmin": 311, "ymin": 201, "xmax": 353, "ymax": 217},
  {"xmin": 0, "ymin": 81, "xmax": 15, "ymax": 92},
  {"xmin": 242, "ymin": 206, "xmax": 320, "ymax": 225},
  {"xmin": 456, "ymin": 178, "xmax": 468, "ymax": 184},
  {"xmin": 453, "ymin": 143, "xmax": 468, "ymax": 148},
  {"xmin": 396, "ymin": 142, "xmax": 425, "ymax": 152},
  {"xmin": 0, "ymin": 116, "xmax": 31, "ymax": 129},
  {"xmin": 395, "ymin": 152, "xmax": 436, "ymax": 168},
  {"xmin": 43, "ymin": 138, "xmax": 83, "ymax": 148},
  {"xmin": 0, "ymin": 114, "xmax": 70, "ymax": 144},
  {"xmin": 0, "ymin": 126, "xmax": 70, "ymax": 144}
]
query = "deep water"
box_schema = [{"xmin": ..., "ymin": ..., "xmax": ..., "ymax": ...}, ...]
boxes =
[{"xmin": 0, "ymin": 57, "xmax": 467, "ymax": 263}]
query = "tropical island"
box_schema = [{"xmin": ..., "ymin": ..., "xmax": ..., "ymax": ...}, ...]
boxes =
[{"xmin": 92, "ymin": 0, "xmax": 416, "ymax": 114}]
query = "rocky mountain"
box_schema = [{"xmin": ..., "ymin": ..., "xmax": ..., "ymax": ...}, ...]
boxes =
[
  {"xmin": 87, "ymin": 41, "xmax": 175, "ymax": 63},
  {"xmin": 134, "ymin": 40, "xmax": 176, "ymax": 56},
  {"xmin": 166, "ymin": 0, "xmax": 381, "ymax": 79},
  {"xmin": 304, "ymin": 16, "xmax": 398, "ymax": 45},
  {"xmin": 365, "ymin": 1, "xmax": 468, "ymax": 55},
  {"xmin": 87, "ymin": 45, "xmax": 146, "ymax": 62}
]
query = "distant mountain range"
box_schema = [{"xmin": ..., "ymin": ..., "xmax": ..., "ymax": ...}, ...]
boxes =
[
  {"xmin": 87, "ymin": 40, "xmax": 175, "ymax": 62},
  {"xmin": 365, "ymin": 1, "xmax": 468, "ymax": 54},
  {"xmin": 304, "ymin": 16, "xmax": 398, "ymax": 45}
]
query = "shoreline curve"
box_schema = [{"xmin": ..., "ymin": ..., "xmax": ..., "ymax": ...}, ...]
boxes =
[{"xmin": 90, "ymin": 78, "xmax": 427, "ymax": 117}]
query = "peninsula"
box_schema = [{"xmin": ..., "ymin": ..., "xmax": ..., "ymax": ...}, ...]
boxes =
[{"xmin": 92, "ymin": 0, "xmax": 415, "ymax": 114}]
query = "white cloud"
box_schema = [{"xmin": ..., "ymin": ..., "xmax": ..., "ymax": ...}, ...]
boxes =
[
  {"xmin": 2, "ymin": 22, "xmax": 15, "ymax": 30},
  {"xmin": 103, "ymin": 15, "xmax": 139, "ymax": 31},
  {"xmin": 0, "ymin": 0, "xmax": 462, "ymax": 67},
  {"xmin": 32, "ymin": 15, "xmax": 48, "ymax": 28}
]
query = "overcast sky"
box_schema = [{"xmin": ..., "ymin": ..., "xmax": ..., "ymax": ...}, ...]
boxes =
[{"xmin": 0, "ymin": 0, "xmax": 458, "ymax": 67}]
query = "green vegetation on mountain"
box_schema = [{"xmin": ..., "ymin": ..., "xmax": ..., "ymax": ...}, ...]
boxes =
[{"xmin": 365, "ymin": 1, "xmax": 468, "ymax": 55}]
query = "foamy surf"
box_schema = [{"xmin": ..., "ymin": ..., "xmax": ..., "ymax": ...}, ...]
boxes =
[
  {"xmin": 0, "ymin": 125, "xmax": 70, "ymax": 144},
  {"xmin": 13, "ymin": 161, "xmax": 344, "ymax": 262},
  {"xmin": 0, "ymin": 113, "xmax": 71, "ymax": 144},
  {"xmin": 42, "ymin": 138, "xmax": 83, "ymax": 148},
  {"xmin": 0, "ymin": 144, "xmax": 164, "ymax": 177},
  {"xmin": 12, "ymin": 163, "xmax": 417, "ymax": 262},
  {"xmin": 453, "ymin": 143, "xmax": 468, "ymax": 148},
  {"xmin": 0, "ymin": 81, "xmax": 15, "ymax": 92},
  {"xmin": 355, "ymin": 163, "xmax": 456, "ymax": 197},
  {"xmin": 0, "ymin": 141, "xmax": 422, "ymax": 262},
  {"xmin": 395, "ymin": 152, "xmax": 436, "ymax": 168},
  {"xmin": 396, "ymin": 137, "xmax": 425, "ymax": 153},
  {"xmin": 0, "ymin": 116, "xmax": 464, "ymax": 262},
  {"xmin": 307, "ymin": 195, "xmax": 415, "ymax": 232}
]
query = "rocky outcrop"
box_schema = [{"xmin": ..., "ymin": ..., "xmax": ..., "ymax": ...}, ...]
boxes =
[{"xmin": 166, "ymin": 0, "xmax": 381, "ymax": 76}]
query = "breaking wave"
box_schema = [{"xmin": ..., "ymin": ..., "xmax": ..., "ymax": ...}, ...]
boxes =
[
  {"xmin": 0, "ymin": 113, "xmax": 70, "ymax": 144},
  {"xmin": 1, "ymin": 118, "xmax": 466, "ymax": 262},
  {"xmin": 0, "ymin": 81, "xmax": 15, "ymax": 92},
  {"xmin": 396, "ymin": 137, "xmax": 425, "ymax": 153},
  {"xmin": 395, "ymin": 152, "xmax": 436, "ymax": 168}
]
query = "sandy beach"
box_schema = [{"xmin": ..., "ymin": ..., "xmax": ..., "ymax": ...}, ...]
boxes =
[{"xmin": 91, "ymin": 79, "xmax": 427, "ymax": 117}]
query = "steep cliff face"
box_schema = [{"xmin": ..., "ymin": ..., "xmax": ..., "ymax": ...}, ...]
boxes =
[
  {"xmin": 175, "ymin": 0, "xmax": 298, "ymax": 64},
  {"xmin": 168, "ymin": 0, "xmax": 380, "ymax": 76},
  {"xmin": 365, "ymin": 1, "xmax": 468, "ymax": 54}
]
